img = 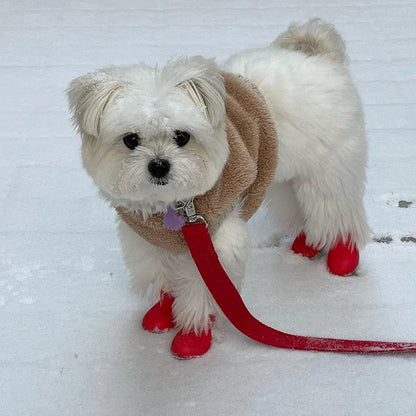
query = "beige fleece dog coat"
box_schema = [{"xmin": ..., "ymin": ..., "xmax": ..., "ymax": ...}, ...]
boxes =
[{"xmin": 116, "ymin": 73, "xmax": 278, "ymax": 253}]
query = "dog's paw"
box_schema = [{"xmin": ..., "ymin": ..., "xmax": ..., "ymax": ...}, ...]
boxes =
[
  {"xmin": 291, "ymin": 232, "xmax": 322, "ymax": 258},
  {"xmin": 327, "ymin": 237, "xmax": 359, "ymax": 276},
  {"xmin": 171, "ymin": 329, "xmax": 212, "ymax": 359},
  {"xmin": 142, "ymin": 293, "xmax": 175, "ymax": 333}
]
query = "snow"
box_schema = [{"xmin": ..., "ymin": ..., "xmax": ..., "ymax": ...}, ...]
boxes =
[{"xmin": 1, "ymin": 1, "xmax": 416, "ymax": 415}]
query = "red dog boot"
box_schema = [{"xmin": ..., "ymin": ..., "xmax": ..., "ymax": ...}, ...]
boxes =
[
  {"xmin": 171, "ymin": 316, "xmax": 215, "ymax": 359},
  {"xmin": 142, "ymin": 292, "xmax": 175, "ymax": 333},
  {"xmin": 292, "ymin": 232, "xmax": 321, "ymax": 258},
  {"xmin": 171, "ymin": 329, "xmax": 212, "ymax": 359},
  {"xmin": 327, "ymin": 237, "xmax": 359, "ymax": 276}
]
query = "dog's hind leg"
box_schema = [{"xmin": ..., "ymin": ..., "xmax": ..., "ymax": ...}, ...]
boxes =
[{"xmin": 292, "ymin": 165, "xmax": 369, "ymax": 276}]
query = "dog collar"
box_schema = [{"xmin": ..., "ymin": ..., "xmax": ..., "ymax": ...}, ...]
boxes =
[{"xmin": 163, "ymin": 199, "xmax": 208, "ymax": 231}]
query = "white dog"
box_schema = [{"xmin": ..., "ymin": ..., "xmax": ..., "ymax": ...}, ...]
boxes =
[{"xmin": 68, "ymin": 19, "xmax": 369, "ymax": 358}]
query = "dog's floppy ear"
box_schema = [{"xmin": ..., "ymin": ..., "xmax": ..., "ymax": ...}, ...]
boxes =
[
  {"xmin": 67, "ymin": 72, "xmax": 123, "ymax": 138},
  {"xmin": 173, "ymin": 57, "xmax": 226, "ymax": 127}
]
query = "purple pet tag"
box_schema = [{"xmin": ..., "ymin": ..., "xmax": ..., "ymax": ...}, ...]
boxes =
[{"xmin": 163, "ymin": 207, "xmax": 186, "ymax": 230}]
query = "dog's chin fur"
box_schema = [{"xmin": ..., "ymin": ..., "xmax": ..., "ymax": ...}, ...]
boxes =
[{"xmin": 68, "ymin": 19, "xmax": 369, "ymax": 335}]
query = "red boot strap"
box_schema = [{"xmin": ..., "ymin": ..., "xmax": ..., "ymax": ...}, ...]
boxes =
[{"xmin": 181, "ymin": 223, "xmax": 416, "ymax": 354}]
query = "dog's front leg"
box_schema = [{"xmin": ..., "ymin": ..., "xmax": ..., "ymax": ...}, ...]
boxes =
[
  {"xmin": 118, "ymin": 219, "xmax": 180, "ymax": 335},
  {"xmin": 170, "ymin": 205, "xmax": 249, "ymax": 358},
  {"xmin": 118, "ymin": 206, "xmax": 249, "ymax": 359}
]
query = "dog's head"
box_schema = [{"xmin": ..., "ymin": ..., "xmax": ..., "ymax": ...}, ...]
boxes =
[{"xmin": 67, "ymin": 57, "xmax": 228, "ymax": 212}]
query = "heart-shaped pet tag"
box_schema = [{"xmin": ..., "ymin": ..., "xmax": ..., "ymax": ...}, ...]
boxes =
[{"xmin": 163, "ymin": 207, "xmax": 186, "ymax": 230}]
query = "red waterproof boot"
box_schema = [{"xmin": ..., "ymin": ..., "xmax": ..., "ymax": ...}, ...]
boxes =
[
  {"xmin": 327, "ymin": 237, "xmax": 359, "ymax": 276},
  {"xmin": 142, "ymin": 292, "xmax": 175, "ymax": 333},
  {"xmin": 171, "ymin": 316, "xmax": 215, "ymax": 359},
  {"xmin": 171, "ymin": 329, "xmax": 212, "ymax": 359},
  {"xmin": 291, "ymin": 232, "xmax": 321, "ymax": 258}
]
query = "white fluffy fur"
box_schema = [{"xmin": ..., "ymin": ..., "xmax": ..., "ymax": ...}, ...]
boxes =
[
  {"xmin": 68, "ymin": 19, "xmax": 369, "ymax": 334},
  {"xmin": 271, "ymin": 18, "xmax": 347, "ymax": 64},
  {"xmin": 225, "ymin": 20, "xmax": 369, "ymax": 250},
  {"xmin": 67, "ymin": 57, "xmax": 229, "ymax": 216}
]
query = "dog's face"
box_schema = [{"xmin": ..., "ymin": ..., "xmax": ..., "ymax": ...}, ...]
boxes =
[{"xmin": 68, "ymin": 57, "xmax": 228, "ymax": 212}]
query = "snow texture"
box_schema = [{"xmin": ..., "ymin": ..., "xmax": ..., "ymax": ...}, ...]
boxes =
[{"xmin": 1, "ymin": 1, "xmax": 416, "ymax": 415}]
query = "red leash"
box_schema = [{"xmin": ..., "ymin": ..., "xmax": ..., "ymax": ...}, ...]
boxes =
[{"xmin": 182, "ymin": 223, "xmax": 416, "ymax": 353}]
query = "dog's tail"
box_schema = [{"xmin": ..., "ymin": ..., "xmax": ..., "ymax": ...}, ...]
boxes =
[{"xmin": 271, "ymin": 18, "xmax": 346, "ymax": 64}]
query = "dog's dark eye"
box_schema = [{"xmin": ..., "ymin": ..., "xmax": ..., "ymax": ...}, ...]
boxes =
[
  {"xmin": 123, "ymin": 133, "xmax": 141, "ymax": 150},
  {"xmin": 174, "ymin": 130, "xmax": 190, "ymax": 147}
]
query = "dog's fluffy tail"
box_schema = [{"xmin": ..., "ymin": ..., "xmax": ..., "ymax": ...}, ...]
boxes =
[{"xmin": 271, "ymin": 18, "xmax": 346, "ymax": 64}]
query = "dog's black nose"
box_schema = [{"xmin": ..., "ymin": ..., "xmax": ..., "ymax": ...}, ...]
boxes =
[{"xmin": 148, "ymin": 159, "xmax": 171, "ymax": 178}]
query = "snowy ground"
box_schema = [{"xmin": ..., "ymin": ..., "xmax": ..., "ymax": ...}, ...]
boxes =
[{"xmin": 1, "ymin": 1, "xmax": 416, "ymax": 415}]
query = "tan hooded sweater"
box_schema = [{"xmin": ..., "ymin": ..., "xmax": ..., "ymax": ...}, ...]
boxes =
[{"xmin": 116, "ymin": 73, "xmax": 278, "ymax": 253}]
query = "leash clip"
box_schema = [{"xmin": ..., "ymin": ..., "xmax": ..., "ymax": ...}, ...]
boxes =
[{"xmin": 176, "ymin": 199, "xmax": 208, "ymax": 227}]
